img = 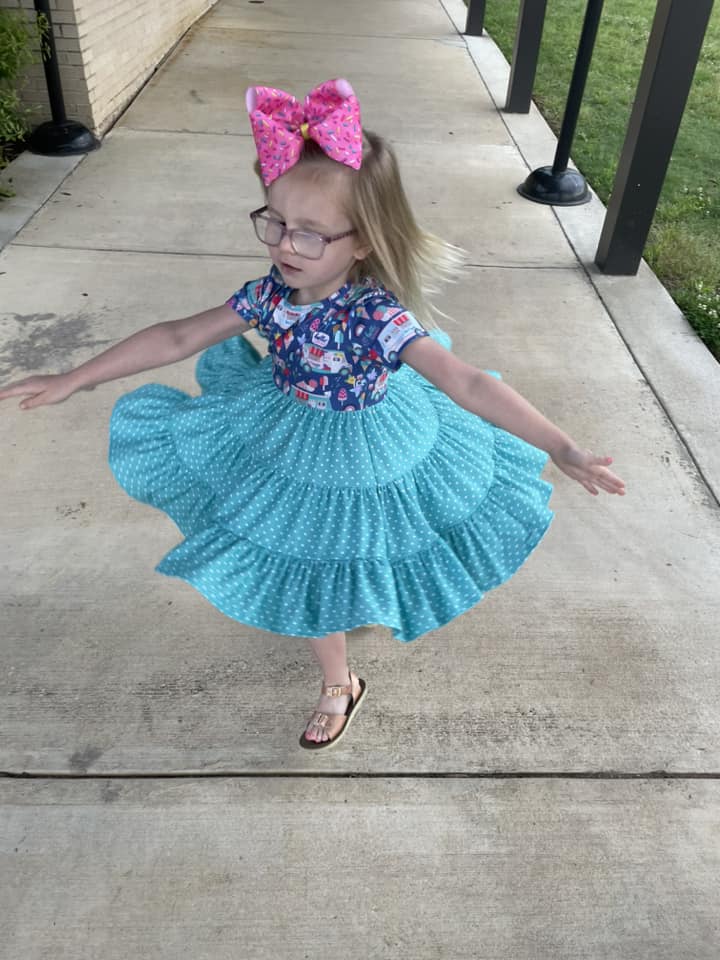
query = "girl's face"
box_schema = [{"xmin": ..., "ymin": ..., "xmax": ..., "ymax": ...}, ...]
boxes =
[{"xmin": 265, "ymin": 163, "xmax": 369, "ymax": 305}]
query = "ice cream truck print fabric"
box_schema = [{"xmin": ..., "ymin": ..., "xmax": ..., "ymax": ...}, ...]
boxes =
[
  {"xmin": 301, "ymin": 343, "xmax": 351, "ymax": 374},
  {"xmin": 226, "ymin": 268, "xmax": 429, "ymax": 411}
]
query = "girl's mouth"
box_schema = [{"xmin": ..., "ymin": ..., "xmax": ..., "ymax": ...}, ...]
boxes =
[{"xmin": 280, "ymin": 261, "xmax": 301, "ymax": 273}]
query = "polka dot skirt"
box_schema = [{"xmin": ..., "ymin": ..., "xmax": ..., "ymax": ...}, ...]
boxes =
[{"xmin": 108, "ymin": 330, "xmax": 553, "ymax": 641}]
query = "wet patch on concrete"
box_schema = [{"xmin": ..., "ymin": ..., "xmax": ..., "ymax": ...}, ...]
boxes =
[
  {"xmin": 55, "ymin": 501, "xmax": 91, "ymax": 524},
  {"xmin": 69, "ymin": 745, "xmax": 103, "ymax": 773},
  {"xmin": 100, "ymin": 782, "xmax": 122, "ymax": 803},
  {"xmin": 0, "ymin": 312, "xmax": 114, "ymax": 379}
]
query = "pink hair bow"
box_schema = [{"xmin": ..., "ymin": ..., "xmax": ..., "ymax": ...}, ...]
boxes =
[{"xmin": 246, "ymin": 78, "xmax": 363, "ymax": 187}]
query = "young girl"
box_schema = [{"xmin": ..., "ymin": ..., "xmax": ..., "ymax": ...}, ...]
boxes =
[{"xmin": 0, "ymin": 79, "xmax": 625, "ymax": 751}]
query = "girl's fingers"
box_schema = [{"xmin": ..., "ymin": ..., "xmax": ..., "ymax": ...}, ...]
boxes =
[
  {"xmin": 586, "ymin": 457, "xmax": 624, "ymax": 486},
  {"xmin": 1, "ymin": 382, "xmax": 48, "ymax": 401},
  {"xmin": 561, "ymin": 450, "xmax": 624, "ymax": 495},
  {"xmin": 599, "ymin": 471, "xmax": 625, "ymax": 492},
  {"xmin": 569, "ymin": 463, "xmax": 625, "ymax": 495},
  {"xmin": 0, "ymin": 383, "xmax": 31, "ymax": 399},
  {"xmin": 592, "ymin": 475, "xmax": 625, "ymax": 495},
  {"xmin": 591, "ymin": 466, "xmax": 618, "ymax": 483},
  {"xmin": 21, "ymin": 390, "xmax": 56, "ymax": 409}
]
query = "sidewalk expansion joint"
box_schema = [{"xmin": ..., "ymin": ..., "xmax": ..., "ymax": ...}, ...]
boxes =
[
  {"xmin": 210, "ymin": 30, "xmax": 449, "ymax": 42},
  {"xmin": 9, "ymin": 241, "xmax": 269, "ymax": 260},
  {"xmin": 2, "ymin": 770, "xmax": 720, "ymax": 781},
  {"xmin": 119, "ymin": 127, "xmax": 249, "ymax": 137},
  {"xmin": 8, "ymin": 240, "xmax": 585, "ymax": 273},
  {"xmin": 464, "ymin": 262, "xmax": 583, "ymax": 271}
]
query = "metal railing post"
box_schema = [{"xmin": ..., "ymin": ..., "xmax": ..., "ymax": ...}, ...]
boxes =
[
  {"xmin": 465, "ymin": 0, "xmax": 486, "ymax": 37},
  {"xmin": 595, "ymin": 0, "xmax": 715, "ymax": 274},
  {"xmin": 505, "ymin": 0, "xmax": 548, "ymax": 113}
]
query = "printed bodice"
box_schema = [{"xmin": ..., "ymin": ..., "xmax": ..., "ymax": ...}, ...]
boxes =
[{"xmin": 226, "ymin": 269, "xmax": 429, "ymax": 411}]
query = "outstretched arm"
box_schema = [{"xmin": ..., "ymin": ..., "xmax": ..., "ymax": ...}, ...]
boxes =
[
  {"xmin": 0, "ymin": 303, "xmax": 249, "ymax": 410},
  {"xmin": 401, "ymin": 337, "xmax": 625, "ymax": 496}
]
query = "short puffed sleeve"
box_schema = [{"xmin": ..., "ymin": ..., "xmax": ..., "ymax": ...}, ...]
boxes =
[
  {"xmin": 363, "ymin": 298, "xmax": 429, "ymax": 371},
  {"xmin": 225, "ymin": 270, "xmax": 284, "ymax": 340}
]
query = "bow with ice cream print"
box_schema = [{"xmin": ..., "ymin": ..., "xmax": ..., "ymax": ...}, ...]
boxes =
[{"xmin": 245, "ymin": 78, "xmax": 363, "ymax": 186}]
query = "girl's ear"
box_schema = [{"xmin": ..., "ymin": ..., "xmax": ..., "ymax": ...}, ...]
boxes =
[{"xmin": 353, "ymin": 240, "xmax": 372, "ymax": 261}]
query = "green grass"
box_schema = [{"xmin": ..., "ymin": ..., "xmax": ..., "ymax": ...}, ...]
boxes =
[{"xmin": 476, "ymin": 0, "xmax": 720, "ymax": 358}]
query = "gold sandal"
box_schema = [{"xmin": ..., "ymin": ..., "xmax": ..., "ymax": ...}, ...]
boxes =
[{"xmin": 299, "ymin": 671, "xmax": 367, "ymax": 750}]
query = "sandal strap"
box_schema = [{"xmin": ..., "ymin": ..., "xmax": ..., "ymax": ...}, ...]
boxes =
[
  {"xmin": 307, "ymin": 711, "xmax": 347, "ymax": 737},
  {"xmin": 322, "ymin": 676, "xmax": 353, "ymax": 697}
]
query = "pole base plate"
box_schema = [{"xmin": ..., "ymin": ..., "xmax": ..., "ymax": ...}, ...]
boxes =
[
  {"xmin": 27, "ymin": 120, "xmax": 100, "ymax": 156},
  {"xmin": 517, "ymin": 165, "xmax": 590, "ymax": 205}
]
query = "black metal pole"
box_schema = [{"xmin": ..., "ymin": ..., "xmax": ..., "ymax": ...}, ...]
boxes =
[
  {"xmin": 596, "ymin": 0, "xmax": 715, "ymax": 274},
  {"xmin": 28, "ymin": 0, "xmax": 99, "ymax": 156},
  {"xmin": 505, "ymin": 0, "xmax": 548, "ymax": 113},
  {"xmin": 465, "ymin": 0, "xmax": 487, "ymax": 37},
  {"xmin": 35, "ymin": 0, "xmax": 67, "ymax": 122},
  {"xmin": 552, "ymin": 0, "xmax": 605, "ymax": 174},
  {"xmin": 518, "ymin": 0, "xmax": 605, "ymax": 205}
]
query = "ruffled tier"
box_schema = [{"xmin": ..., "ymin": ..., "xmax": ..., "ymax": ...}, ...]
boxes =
[{"xmin": 108, "ymin": 331, "xmax": 553, "ymax": 641}]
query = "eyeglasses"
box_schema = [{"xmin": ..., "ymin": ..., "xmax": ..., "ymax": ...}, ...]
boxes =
[{"xmin": 249, "ymin": 206, "xmax": 356, "ymax": 260}]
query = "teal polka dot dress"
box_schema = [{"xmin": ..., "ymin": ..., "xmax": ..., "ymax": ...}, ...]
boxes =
[{"xmin": 108, "ymin": 272, "xmax": 553, "ymax": 642}]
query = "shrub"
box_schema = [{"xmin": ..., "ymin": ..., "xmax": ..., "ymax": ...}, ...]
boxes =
[{"xmin": 0, "ymin": 9, "xmax": 47, "ymax": 172}]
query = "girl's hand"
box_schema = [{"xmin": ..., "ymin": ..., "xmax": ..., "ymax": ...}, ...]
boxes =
[
  {"xmin": 0, "ymin": 373, "xmax": 79, "ymax": 410},
  {"xmin": 551, "ymin": 442, "xmax": 626, "ymax": 496}
]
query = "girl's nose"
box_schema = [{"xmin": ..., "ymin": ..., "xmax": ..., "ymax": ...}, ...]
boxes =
[{"xmin": 278, "ymin": 228, "xmax": 295, "ymax": 256}]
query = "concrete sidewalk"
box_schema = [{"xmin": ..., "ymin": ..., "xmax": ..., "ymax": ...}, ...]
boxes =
[{"xmin": 1, "ymin": 0, "xmax": 719, "ymax": 956}]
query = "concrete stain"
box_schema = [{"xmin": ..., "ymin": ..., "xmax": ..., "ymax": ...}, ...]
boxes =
[
  {"xmin": 69, "ymin": 744, "xmax": 103, "ymax": 773},
  {"xmin": 54, "ymin": 501, "xmax": 94, "ymax": 527},
  {"xmin": 100, "ymin": 782, "xmax": 122, "ymax": 803},
  {"xmin": 0, "ymin": 312, "xmax": 113, "ymax": 379},
  {"xmin": 5, "ymin": 312, "xmax": 56, "ymax": 324},
  {"xmin": 141, "ymin": 700, "xmax": 154, "ymax": 733},
  {"xmin": 55, "ymin": 501, "xmax": 88, "ymax": 519},
  {"xmin": 135, "ymin": 658, "xmax": 251, "ymax": 700},
  {"xmin": 675, "ymin": 453, "xmax": 718, "ymax": 509}
]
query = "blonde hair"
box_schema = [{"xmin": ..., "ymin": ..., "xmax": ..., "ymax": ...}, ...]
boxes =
[{"xmin": 258, "ymin": 133, "xmax": 467, "ymax": 328}]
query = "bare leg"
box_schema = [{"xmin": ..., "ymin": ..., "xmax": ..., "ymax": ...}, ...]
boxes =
[{"xmin": 303, "ymin": 631, "xmax": 352, "ymax": 743}]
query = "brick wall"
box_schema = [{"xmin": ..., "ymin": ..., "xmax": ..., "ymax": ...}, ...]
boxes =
[{"xmin": 1, "ymin": 0, "xmax": 219, "ymax": 135}]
